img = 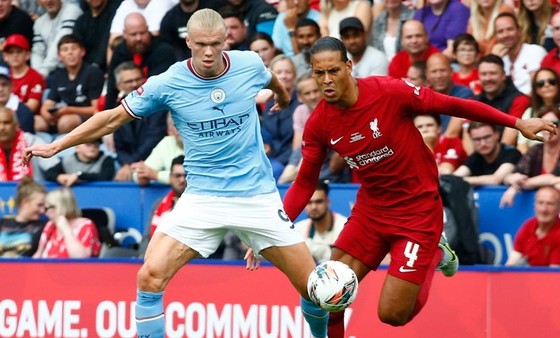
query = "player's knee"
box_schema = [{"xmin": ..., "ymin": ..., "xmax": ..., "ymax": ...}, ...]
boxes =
[
  {"xmin": 378, "ymin": 307, "xmax": 411, "ymax": 327},
  {"xmin": 137, "ymin": 264, "xmax": 165, "ymax": 292}
]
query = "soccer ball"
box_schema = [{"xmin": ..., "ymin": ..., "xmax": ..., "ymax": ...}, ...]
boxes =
[{"xmin": 307, "ymin": 260, "xmax": 358, "ymax": 312}]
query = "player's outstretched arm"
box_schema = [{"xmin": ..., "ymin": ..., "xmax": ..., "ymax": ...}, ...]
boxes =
[
  {"xmin": 515, "ymin": 118, "xmax": 557, "ymax": 142},
  {"xmin": 23, "ymin": 106, "xmax": 134, "ymax": 165}
]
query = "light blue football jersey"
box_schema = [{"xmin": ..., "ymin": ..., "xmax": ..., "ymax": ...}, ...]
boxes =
[{"xmin": 122, "ymin": 51, "xmax": 277, "ymax": 196}]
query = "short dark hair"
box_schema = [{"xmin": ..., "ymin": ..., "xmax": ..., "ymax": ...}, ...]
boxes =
[
  {"xmin": 494, "ymin": 12, "xmax": 519, "ymax": 29},
  {"xmin": 410, "ymin": 61, "xmax": 427, "ymax": 82},
  {"xmin": 310, "ymin": 37, "xmax": 349, "ymax": 63},
  {"xmin": 57, "ymin": 34, "xmax": 84, "ymax": 50},
  {"xmin": 171, "ymin": 155, "xmax": 184, "ymax": 168},
  {"xmin": 467, "ymin": 121, "xmax": 497, "ymax": 134},
  {"xmin": 114, "ymin": 61, "xmax": 142, "ymax": 82},
  {"xmin": 479, "ymin": 54, "xmax": 505, "ymax": 69},
  {"xmin": 316, "ymin": 180, "xmax": 329, "ymax": 196},
  {"xmin": 452, "ymin": 33, "xmax": 479, "ymax": 53},
  {"xmin": 414, "ymin": 113, "xmax": 441, "ymax": 126},
  {"xmin": 219, "ymin": 5, "xmax": 244, "ymax": 23},
  {"xmin": 296, "ymin": 18, "xmax": 320, "ymax": 35}
]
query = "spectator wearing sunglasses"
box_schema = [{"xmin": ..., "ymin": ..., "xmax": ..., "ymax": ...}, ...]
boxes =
[{"xmin": 517, "ymin": 68, "xmax": 560, "ymax": 154}]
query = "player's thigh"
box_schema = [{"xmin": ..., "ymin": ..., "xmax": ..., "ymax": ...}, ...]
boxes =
[
  {"xmin": 260, "ymin": 242, "xmax": 317, "ymax": 297},
  {"xmin": 139, "ymin": 231, "xmax": 199, "ymax": 291}
]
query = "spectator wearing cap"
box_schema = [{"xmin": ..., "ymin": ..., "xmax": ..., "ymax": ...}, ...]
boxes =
[
  {"xmin": 43, "ymin": 137, "xmax": 115, "ymax": 187},
  {"xmin": 2, "ymin": 34, "xmax": 46, "ymax": 115},
  {"xmin": 339, "ymin": 17, "xmax": 388, "ymax": 78},
  {"xmin": 0, "ymin": 1, "xmax": 34, "ymax": 57},
  {"xmin": 0, "ymin": 65, "xmax": 34, "ymax": 133}
]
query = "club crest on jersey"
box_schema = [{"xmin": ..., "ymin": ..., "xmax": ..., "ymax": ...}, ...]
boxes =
[
  {"xmin": 370, "ymin": 118, "xmax": 382, "ymax": 139},
  {"xmin": 211, "ymin": 88, "xmax": 226, "ymax": 103},
  {"xmin": 136, "ymin": 86, "xmax": 144, "ymax": 95}
]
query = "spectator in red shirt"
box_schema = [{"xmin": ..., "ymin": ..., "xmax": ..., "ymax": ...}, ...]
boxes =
[
  {"xmin": 541, "ymin": 12, "xmax": 560, "ymax": 76},
  {"xmin": 2, "ymin": 34, "xmax": 45, "ymax": 115},
  {"xmin": 388, "ymin": 19, "xmax": 440, "ymax": 79},
  {"xmin": 505, "ymin": 186, "xmax": 560, "ymax": 267},
  {"xmin": 414, "ymin": 113, "xmax": 467, "ymax": 174},
  {"xmin": 33, "ymin": 187, "xmax": 101, "ymax": 258}
]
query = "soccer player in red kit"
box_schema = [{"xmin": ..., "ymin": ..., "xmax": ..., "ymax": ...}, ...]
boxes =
[{"xmin": 281, "ymin": 37, "xmax": 557, "ymax": 338}]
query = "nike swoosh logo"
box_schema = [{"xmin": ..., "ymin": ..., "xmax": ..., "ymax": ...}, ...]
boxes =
[
  {"xmin": 330, "ymin": 136, "xmax": 343, "ymax": 145},
  {"xmin": 399, "ymin": 266, "xmax": 417, "ymax": 273}
]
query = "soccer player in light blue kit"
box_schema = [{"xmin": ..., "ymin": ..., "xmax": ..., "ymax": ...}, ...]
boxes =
[{"xmin": 22, "ymin": 9, "xmax": 331, "ymax": 338}]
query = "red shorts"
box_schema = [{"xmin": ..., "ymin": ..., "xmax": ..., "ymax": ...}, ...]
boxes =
[{"xmin": 333, "ymin": 203, "xmax": 443, "ymax": 285}]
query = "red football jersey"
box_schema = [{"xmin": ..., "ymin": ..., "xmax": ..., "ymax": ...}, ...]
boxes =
[{"xmin": 300, "ymin": 77, "xmax": 516, "ymax": 215}]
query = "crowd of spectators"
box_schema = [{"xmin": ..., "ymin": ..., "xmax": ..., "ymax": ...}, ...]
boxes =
[{"xmin": 0, "ymin": 0, "xmax": 559, "ymax": 264}]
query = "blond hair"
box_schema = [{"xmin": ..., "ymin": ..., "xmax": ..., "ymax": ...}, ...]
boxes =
[
  {"xmin": 187, "ymin": 9, "xmax": 226, "ymax": 35},
  {"xmin": 46, "ymin": 187, "xmax": 81, "ymax": 218}
]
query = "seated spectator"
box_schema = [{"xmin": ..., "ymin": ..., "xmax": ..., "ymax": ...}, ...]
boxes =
[
  {"xmin": 249, "ymin": 32, "xmax": 283, "ymax": 68},
  {"xmin": 517, "ymin": 0, "xmax": 552, "ymax": 48},
  {"xmin": 541, "ymin": 12, "xmax": 560, "ymax": 75},
  {"xmin": 108, "ymin": 0, "xmax": 177, "ymax": 54},
  {"xmin": 33, "ymin": 187, "xmax": 101, "ymax": 258},
  {"xmin": 467, "ymin": 0, "xmax": 514, "ymax": 56},
  {"xmin": 43, "ymin": 139, "xmax": 115, "ymax": 187},
  {"xmin": 221, "ymin": 7, "xmax": 249, "ymax": 51},
  {"xmin": 425, "ymin": 53, "xmax": 474, "ymax": 133},
  {"xmin": 0, "ymin": 178, "xmax": 46, "ymax": 257},
  {"xmin": 446, "ymin": 54, "xmax": 530, "ymax": 145},
  {"xmin": 292, "ymin": 17, "xmax": 321, "ymax": 78},
  {"xmin": 38, "ymin": 34, "xmax": 104, "ymax": 135},
  {"xmin": 505, "ymin": 186, "xmax": 560, "ymax": 267},
  {"xmin": 149, "ymin": 155, "xmax": 185, "ymax": 238},
  {"xmin": 388, "ymin": 19, "xmax": 440, "ymax": 79},
  {"xmin": 372, "ymin": 0, "xmax": 414, "ymax": 62},
  {"xmin": 453, "ymin": 122, "xmax": 522, "ymax": 186},
  {"xmin": 2, "ymin": 34, "xmax": 45, "ymax": 115},
  {"xmin": 413, "ymin": 0, "xmax": 470, "ymax": 58},
  {"xmin": 132, "ymin": 113, "xmax": 184, "ymax": 186},
  {"xmin": 491, "ymin": 12, "xmax": 547, "ymax": 95},
  {"xmin": 72, "ymin": 0, "xmax": 121, "ymax": 73},
  {"xmin": 0, "ymin": 107, "xmax": 33, "ymax": 181},
  {"xmin": 278, "ymin": 73, "xmax": 322, "ymax": 184},
  {"xmin": 105, "ymin": 12, "xmax": 176, "ymax": 110},
  {"xmin": 0, "ymin": 0, "xmax": 34, "ymax": 54},
  {"xmin": 318, "ymin": 0, "xmax": 372, "ymax": 40},
  {"xmin": 500, "ymin": 108, "xmax": 560, "ymax": 207},
  {"xmin": 105, "ymin": 61, "xmax": 166, "ymax": 182},
  {"xmin": 31, "ymin": 0, "xmax": 83, "ymax": 78},
  {"xmin": 0, "ymin": 107, "xmax": 58, "ymax": 181},
  {"xmin": 414, "ymin": 113, "xmax": 467, "ymax": 175},
  {"xmin": 339, "ymin": 17, "xmax": 388, "ymax": 77},
  {"xmin": 451, "ymin": 33, "xmax": 481, "ymax": 95},
  {"xmin": 271, "ymin": 0, "xmax": 320, "ymax": 58},
  {"xmin": 294, "ymin": 181, "xmax": 347, "ymax": 263},
  {"xmin": 517, "ymin": 68, "xmax": 560, "ymax": 154},
  {"xmin": 0, "ymin": 66, "xmax": 34, "ymax": 133},
  {"xmin": 261, "ymin": 55, "xmax": 300, "ymax": 179}
]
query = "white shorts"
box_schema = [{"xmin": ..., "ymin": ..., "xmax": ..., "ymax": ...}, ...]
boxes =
[{"xmin": 156, "ymin": 192, "xmax": 304, "ymax": 258}]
